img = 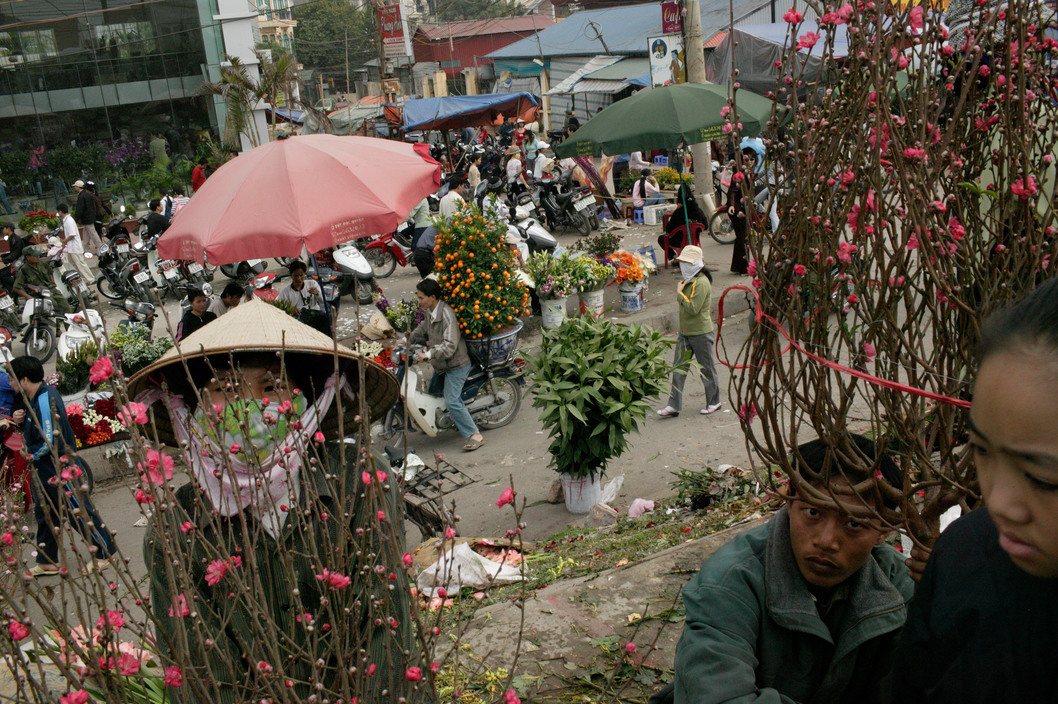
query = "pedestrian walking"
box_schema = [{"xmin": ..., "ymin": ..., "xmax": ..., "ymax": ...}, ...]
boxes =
[
  {"xmin": 72, "ymin": 179, "xmax": 102, "ymax": 255},
  {"xmin": 657, "ymin": 246, "xmax": 722, "ymax": 417},
  {"xmin": 10, "ymin": 355, "xmax": 116, "ymax": 577},
  {"xmin": 191, "ymin": 158, "xmax": 208, "ymax": 193},
  {"xmin": 57, "ymin": 204, "xmax": 93, "ymax": 290},
  {"xmin": 0, "ymin": 177, "xmax": 15, "ymax": 215}
]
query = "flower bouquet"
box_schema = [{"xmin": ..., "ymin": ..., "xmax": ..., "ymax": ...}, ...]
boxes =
[
  {"xmin": 433, "ymin": 202, "xmax": 530, "ymax": 339},
  {"xmin": 570, "ymin": 230, "xmax": 622, "ymax": 260},
  {"xmin": 67, "ymin": 396, "xmax": 128, "ymax": 448},
  {"xmin": 570, "ymin": 255, "xmax": 613, "ymax": 294},
  {"xmin": 607, "ymin": 250, "xmax": 649, "ymax": 287},
  {"xmin": 374, "ymin": 294, "xmax": 424, "ymax": 333},
  {"xmin": 523, "ymin": 252, "xmax": 577, "ymax": 300}
]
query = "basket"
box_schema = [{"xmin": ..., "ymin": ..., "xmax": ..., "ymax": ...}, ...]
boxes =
[{"xmin": 465, "ymin": 319, "xmax": 524, "ymax": 367}]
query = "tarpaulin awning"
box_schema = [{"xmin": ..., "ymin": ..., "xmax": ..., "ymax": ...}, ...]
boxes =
[
  {"xmin": 402, "ymin": 92, "xmax": 539, "ymax": 130},
  {"xmin": 268, "ymin": 108, "xmax": 304, "ymax": 124},
  {"xmin": 585, "ymin": 57, "xmax": 650, "ymax": 81}
]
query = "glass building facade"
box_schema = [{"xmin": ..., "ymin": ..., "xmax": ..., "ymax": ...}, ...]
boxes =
[{"xmin": 0, "ymin": 0, "xmax": 226, "ymax": 145}]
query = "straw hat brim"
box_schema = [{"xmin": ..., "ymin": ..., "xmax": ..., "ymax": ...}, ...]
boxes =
[{"xmin": 127, "ymin": 298, "xmax": 397, "ymax": 446}]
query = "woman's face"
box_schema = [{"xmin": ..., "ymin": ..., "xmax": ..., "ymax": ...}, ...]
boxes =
[
  {"xmin": 201, "ymin": 360, "xmax": 294, "ymax": 407},
  {"xmin": 970, "ymin": 349, "xmax": 1058, "ymax": 578}
]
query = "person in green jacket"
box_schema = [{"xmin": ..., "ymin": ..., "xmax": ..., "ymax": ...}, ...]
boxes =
[
  {"xmin": 660, "ymin": 435, "xmax": 913, "ymax": 704},
  {"xmin": 657, "ymin": 245, "xmax": 722, "ymax": 418}
]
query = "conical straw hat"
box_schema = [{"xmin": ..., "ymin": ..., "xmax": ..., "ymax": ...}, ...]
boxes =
[{"xmin": 128, "ymin": 298, "xmax": 397, "ymax": 445}]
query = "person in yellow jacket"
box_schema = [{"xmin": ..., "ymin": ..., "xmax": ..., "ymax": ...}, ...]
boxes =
[{"xmin": 657, "ymin": 245, "xmax": 722, "ymax": 417}]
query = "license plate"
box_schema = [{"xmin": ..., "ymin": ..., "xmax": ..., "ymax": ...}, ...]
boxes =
[
  {"xmin": 133, "ymin": 271, "xmax": 149, "ymax": 283},
  {"xmin": 574, "ymin": 197, "xmax": 593, "ymax": 211},
  {"xmin": 188, "ymin": 263, "xmax": 203, "ymax": 274},
  {"xmin": 163, "ymin": 268, "xmax": 178, "ymax": 279},
  {"xmin": 160, "ymin": 260, "xmax": 174, "ymax": 270},
  {"xmin": 246, "ymin": 259, "xmax": 263, "ymax": 267},
  {"xmin": 0, "ymin": 296, "xmax": 12, "ymax": 310},
  {"xmin": 116, "ymin": 243, "xmax": 129, "ymax": 253}
]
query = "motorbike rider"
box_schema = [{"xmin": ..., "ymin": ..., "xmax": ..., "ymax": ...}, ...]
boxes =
[
  {"xmin": 404, "ymin": 278, "xmax": 485, "ymax": 452},
  {"xmin": 13, "ymin": 245, "xmax": 70, "ymax": 316},
  {"xmin": 438, "ymin": 174, "xmax": 468, "ymax": 221},
  {"xmin": 175, "ymin": 286, "xmax": 216, "ymax": 342},
  {"xmin": 411, "ymin": 225, "xmax": 439, "ymax": 278}
]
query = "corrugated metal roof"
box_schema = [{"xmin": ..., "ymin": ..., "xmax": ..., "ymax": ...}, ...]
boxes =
[
  {"xmin": 584, "ymin": 56, "xmax": 650, "ymax": 80},
  {"xmin": 487, "ymin": 0, "xmax": 776, "ymax": 60},
  {"xmin": 546, "ymin": 55, "xmax": 623, "ymax": 94},
  {"xmin": 703, "ymin": 30, "xmax": 728, "ymax": 49},
  {"xmin": 563, "ymin": 78, "xmax": 630, "ymax": 94},
  {"xmin": 414, "ymin": 16, "xmax": 554, "ymax": 42}
]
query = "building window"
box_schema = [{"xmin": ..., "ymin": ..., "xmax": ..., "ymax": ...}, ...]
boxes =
[
  {"xmin": 0, "ymin": 30, "xmax": 58, "ymax": 63},
  {"xmin": 92, "ymin": 22, "xmax": 156, "ymax": 57}
]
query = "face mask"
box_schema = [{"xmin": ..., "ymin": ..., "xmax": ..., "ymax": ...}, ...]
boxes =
[
  {"xmin": 193, "ymin": 394, "xmax": 307, "ymax": 464},
  {"xmin": 679, "ymin": 262, "xmax": 702, "ymax": 281}
]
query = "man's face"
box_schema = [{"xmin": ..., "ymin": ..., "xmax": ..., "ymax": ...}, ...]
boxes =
[
  {"xmin": 787, "ymin": 485, "xmax": 889, "ymax": 589},
  {"xmin": 415, "ymin": 290, "xmax": 438, "ymax": 311},
  {"xmin": 191, "ymin": 295, "xmax": 208, "ymax": 314},
  {"xmin": 223, "ymin": 294, "xmax": 241, "ymax": 308},
  {"xmin": 291, "ymin": 269, "xmax": 306, "ymax": 288},
  {"xmin": 24, "ymin": 254, "xmax": 39, "ymax": 265}
]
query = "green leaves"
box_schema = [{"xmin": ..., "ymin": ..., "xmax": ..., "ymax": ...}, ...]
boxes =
[{"xmin": 525, "ymin": 316, "xmax": 675, "ymax": 480}]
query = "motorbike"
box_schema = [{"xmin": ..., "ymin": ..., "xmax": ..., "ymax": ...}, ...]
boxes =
[
  {"xmin": 537, "ymin": 169, "xmax": 595, "ymax": 236},
  {"xmin": 57, "ymin": 308, "xmax": 106, "ymax": 361},
  {"xmin": 330, "ymin": 245, "xmax": 378, "ymax": 305},
  {"xmin": 476, "ymin": 181, "xmax": 558, "ymax": 257},
  {"xmin": 43, "ymin": 236, "xmax": 94, "ymax": 309},
  {"xmin": 19, "ymin": 285, "xmax": 59, "ymax": 362},
  {"xmin": 362, "ymin": 223, "xmax": 413, "ymax": 279},
  {"xmin": 0, "ymin": 287, "xmax": 21, "ymax": 334},
  {"xmin": 386, "ymin": 342, "xmax": 523, "ymax": 438},
  {"xmin": 110, "ymin": 298, "xmax": 157, "ymax": 335},
  {"xmin": 128, "ymin": 234, "xmax": 186, "ymax": 301},
  {"xmin": 220, "ymin": 258, "xmax": 268, "ymax": 283},
  {"xmin": 95, "ymin": 241, "xmax": 137, "ymax": 301},
  {"xmin": 250, "ymin": 272, "xmax": 282, "ymax": 301}
]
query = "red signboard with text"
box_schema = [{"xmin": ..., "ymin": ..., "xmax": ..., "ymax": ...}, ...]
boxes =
[
  {"xmin": 662, "ymin": 1, "xmax": 683, "ymax": 34},
  {"xmin": 378, "ymin": 4, "xmax": 405, "ymax": 58}
]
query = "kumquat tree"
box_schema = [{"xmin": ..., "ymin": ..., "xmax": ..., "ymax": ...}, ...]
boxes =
[{"xmin": 724, "ymin": 0, "xmax": 1058, "ymax": 548}]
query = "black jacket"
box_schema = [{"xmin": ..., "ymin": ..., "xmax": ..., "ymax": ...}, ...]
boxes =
[
  {"xmin": 74, "ymin": 189, "xmax": 97, "ymax": 225},
  {"xmin": 884, "ymin": 508, "xmax": 1058, "ymax": 703}
]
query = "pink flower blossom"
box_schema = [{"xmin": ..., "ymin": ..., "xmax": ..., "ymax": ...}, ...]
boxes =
[
  {"xmin": 863, "ymin": 343, "xmax": 877, "ymax": 358},
  {"xmin": 406, "ymin": 667, "xmax": 422, "ymax": 681},
  {"xmin": 738, "ymin": 404, "xmax": 758, "ymax": 423},
  {"xmin": 205, "ymin": 559, "xmax": 228, "ymax": 586},
  {"xmin": 746, "ymin": 259, "xmax": 757, "ymax": 276},
  {"xmin": 722, "ymin": 123, "xmax": 734, "ymax": 134},
  {"xmin": 796, "ymin": 32, "xmax": 819, "ymax": 50},
  {"xmin": 229, "ymin": 443, "xmax": 241, "ymax": 454},
  {"xmin": 65, "ymin": 402, "xmax": 84, "ymax": 416},
  {"xmin": 837, "ymin": 242, "xmax": 858, "ymax": 264},
  {"xmin": 836, "ymin": 3, "xmax": 853, "ymax": 22},
  {"xmin": 315, "ymin": 569, "xmax": 352, "ymax": 589},
  {"xmin": 1011, "ymin": 176, "xmax": 1038, "ymax": 199},
  {"xmin": 180, "ymin": 521, "xmax": 194, "ymax": 533},
  {"xmin": 313, "ymin": 431, "xmax": 325, "ymax": 444},
  {"xmin": 362, "ymin": 471, "xmax": 372, "ymax": 485},
  {"xmin": 117, "ymin": 652, "xmax": 141, "ymax": 675},
  {"xmin": 720, "ymin": 105, "xmax": 731, "ymax": 117},
  {"xmin": 164, "ymin": 666, "xmax": 183, "ymax": 687},
  {"xmin": 496, "ymin": 487, "xmax": 515, "ymax": 507},
  {"xmin": 169, "ymin": 594, "xmax": 190, "ymax": 618},
  {"xmin": 96, "ymin": 611, "xmax": 125, "ymax": 632},
  {"xmin": 0, "ymin": 533, "xmax": 11, "ymax": 546},
  {"xmin": 793, "ymin": 264, "xmax": 806, "ymax": 276},
  {"xmin": 903, "ymin": 147, "xmax": 926, "ymax": 161},
  {"xmin": 8, "ymin": 621, "xmax": 28, "ymax": 641},
  {"xmin": 88, "ymin": 356, "xmax": 114, "ymax": 385},
  {"xmin": 376, "ymin": 470, "xmax": 388, "ymax": 483},
  {"xmin": 783, "ymin": 8, "xmax": 803, "ymax": 23},
  {"xmin": 60, "ymin": 466, "xmax": 82, "ymax": 481},
  {"xmin": 59, "ymin": 692, "xmax": 89, "ymax": 704},
  {"xmin": 118, "ymin": 402, "xmax": 148, "ymax": 426},
  {"xmin": 139, "ymin": 449, "xmax": 174, "ymax": 485},
  {"xmin": 847, "ymin": 294, "xmax": 859, "ymax": 305},
  {"xmin": 947, "ymin": 217, "xmax": 966, "ymax": 240},
  {"xmin": 625, "ymin": 642, "xmax": 638, "ymax": 653},
  {"xmin": 402, "ymin": 552, "xmax": 414, "ymax": 567},
  {"xmin": 907, "ymin": 233, "xmax": 920, "ymax": 250},
  {"xmin": 444, "ymin": 526, "xmax": 456, "ymax": 540},
  {"xmin": 368, "ymin": 663, "xmax": 377, "ymax": 676},
  {"xmin": 134, "ymin": 488, "xmax": 153, "ymax": 504},
  {"xmin": 504, "ymin": 690, "xmax": 522, "ymax": 704}
]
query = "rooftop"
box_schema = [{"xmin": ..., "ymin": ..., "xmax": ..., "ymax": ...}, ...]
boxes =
[{"xmin": 414, "ymin": 15, "xmax": 555, "ymax": 42}]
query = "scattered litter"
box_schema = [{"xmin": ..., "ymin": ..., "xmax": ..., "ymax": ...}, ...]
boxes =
[
  {"xmin": 133, "ymin": 516, "xmax": 148, "ymax": 528},
  {"xmin": 628, "ymin": 499, "xmax": 655, "ymax": 518},
  {"xmin": 401, "ymin": 452, "xmax": 426, "ymax": 483},
  {"xmin": 615, "ymin": 558, "xmax": 629, "ymax": 567},
  {"xmin": 416, "ymin": 543, "xmax": 523, "ymax": 596},
  {"xmin": 583, "ymin": 502, "xmax": 618, "ymax": 528},
  {"xmin": 599, "ymin": 475, "xmax": 624, "ymax": 505}
]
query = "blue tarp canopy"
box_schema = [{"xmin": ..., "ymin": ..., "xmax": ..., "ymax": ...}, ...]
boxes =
[
  {"xmin": 270, "ymin": 108, "xmax": 304, "ymax": 124},
  {"xmin": 402, "ymin": 92, "xmax": 539, "ymax": 131}
]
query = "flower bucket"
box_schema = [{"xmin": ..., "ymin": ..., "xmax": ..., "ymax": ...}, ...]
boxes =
[
  {"xmin": 578, "ymin": 288, "xmax": 605, "ymax": 317},
  {"xmin": 619, "ymin": 282, "xmax": 645, "ymax": 313},
  {"xmin": 560, "ymin": 473, "xmax": 602, "ymax": 514},
  {"xmin": 541, "ymin": 296, "xmax": 568, "ymax": 329},
  {"xmin": 465, "ymin": 319, "xmax": 524, "ymax": 367}
]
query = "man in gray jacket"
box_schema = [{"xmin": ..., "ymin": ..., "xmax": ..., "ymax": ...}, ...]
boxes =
[{"xmin": 406, "ymin": 278, "xmax": 485, "ymax": 451}]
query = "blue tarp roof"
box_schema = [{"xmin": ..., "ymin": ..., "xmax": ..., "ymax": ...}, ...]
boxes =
[
  {"xmin": 737, "ymin": 21, "xmax": 850, "ymax": 58},
  {"xmin": 486, "ymin": 0, "xmax": 771, "ymax": 60},
  {"xmin": 271, "ymin": 108, "xmax": 304, "ymax": 123},
  {"xmin": 402, "ymin": 92, "xmax": 539, "ymax": 130}
]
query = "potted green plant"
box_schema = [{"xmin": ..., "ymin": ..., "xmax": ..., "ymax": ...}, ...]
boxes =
[
  {"xmin": 570, "ymin": 230, "xmax": 622, "ymax": 260},
  {"xmin": 526, "ymin": 315, "xmax": 674, "ymax": 513},
  {"xmin": 523, "ymin": 252, "xmax": 577, "ymax": 329},
  {"xmin": 55, "ymin": 341, "xmax": 99, "ymax": 401}
]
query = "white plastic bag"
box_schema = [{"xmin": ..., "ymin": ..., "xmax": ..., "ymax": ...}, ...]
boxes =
[{"xmin": 416, "ymin": 543, "xmax": 523, "ymax": 597}]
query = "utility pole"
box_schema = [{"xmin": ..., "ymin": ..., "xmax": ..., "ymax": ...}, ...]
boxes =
[
  {"xmin": 682, "ymin": 0, "xmax": 716, "ymax": 216},
  {"xmin": 345, "ymin": 29, "xmax": 350, "ymax": 95}
]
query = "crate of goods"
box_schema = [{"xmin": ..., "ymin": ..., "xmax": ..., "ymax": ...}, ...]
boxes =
[{"xmin": 643, "ymin": 203, "xmax": 676, "ymax": 226}]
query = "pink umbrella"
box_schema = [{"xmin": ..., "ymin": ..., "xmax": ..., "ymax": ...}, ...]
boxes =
[{"xmin": 158, "ymin": 134, "xmax": 440, "ymax": 265}]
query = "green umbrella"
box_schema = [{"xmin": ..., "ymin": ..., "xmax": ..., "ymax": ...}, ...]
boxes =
[{"xmin": 553, "ymin": 82, "xmax": 778, "ymax": 158}]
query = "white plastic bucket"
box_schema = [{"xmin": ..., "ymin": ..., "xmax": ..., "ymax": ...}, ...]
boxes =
[
  {"xmin": 619, "ymin": 283, "xmax": 645, "ymax": 313},
  {"xmin": 578, "ymin": 288, "xmax": 605, "ymax": 316},
  {"xmin": 560, "ymin": 473, "xmax": 602, "ymax": 514},
  {"xmin": 541, "ymin": 296, "xmax": 567, "ymax": 329}
]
